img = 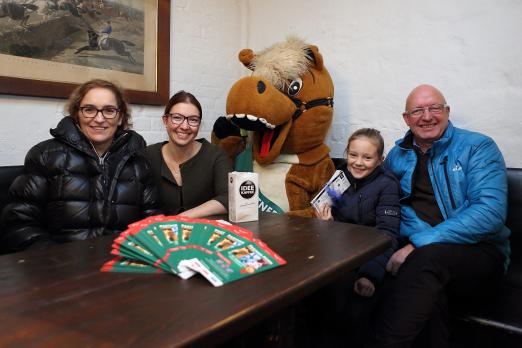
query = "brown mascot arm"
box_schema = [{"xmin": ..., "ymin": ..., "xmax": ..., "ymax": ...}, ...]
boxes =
[
  {"xmin": 210, "ymin": 116, "xmax": 245, "ymax": 161},
  {"xmin": 285, "ymin": 157, "xmax": 335, "ymax": 218},
  {"xmin": 212, "ymin": 135, "xmax": 245, "ymax": 161}
]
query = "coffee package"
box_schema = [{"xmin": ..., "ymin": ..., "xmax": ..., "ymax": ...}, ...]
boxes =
[{"xmin": 228, "ymin": 171, "xmax": 259, "ymax": 223}]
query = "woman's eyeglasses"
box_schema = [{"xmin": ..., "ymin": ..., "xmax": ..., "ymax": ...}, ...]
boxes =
[
  {"xmin": 165, "ymin": 113, "xmax": 201, "ymax": 127},
  {"xmin": 79, "ymin": 106, "xmax": 120, "ymax": 119}
]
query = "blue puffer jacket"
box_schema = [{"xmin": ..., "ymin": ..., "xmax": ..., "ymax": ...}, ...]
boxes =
[
  {"xmin": 332, "ymin": 165, "xmax": 401, "ymax": 285},
  {"xmin": 385, "ymin": 121, "xmax": 511, "ymax": 270}
]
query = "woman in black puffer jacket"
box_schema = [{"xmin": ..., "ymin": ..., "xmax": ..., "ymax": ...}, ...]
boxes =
[{"xmin": 0, "ymin": 79, "xmax": 158, "ymax": 253}]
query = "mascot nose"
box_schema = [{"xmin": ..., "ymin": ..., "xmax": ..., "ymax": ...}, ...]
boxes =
[{"xmin": 257, "ymin": 80, "xmax": 266, "ymax": 94}]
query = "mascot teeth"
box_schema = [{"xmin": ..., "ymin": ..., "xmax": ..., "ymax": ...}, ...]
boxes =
[{"xmin": 226, "ymin": 114, "xmax": 276, "ymax": 129}]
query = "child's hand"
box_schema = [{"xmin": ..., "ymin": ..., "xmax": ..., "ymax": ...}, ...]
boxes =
[
  {"xmin": 316, "ymin": 203, "xmax": 333, "ymax": 221},
  {"xmin": 354, "ymin": 277, "xmax": 375, "ymax": 297}
]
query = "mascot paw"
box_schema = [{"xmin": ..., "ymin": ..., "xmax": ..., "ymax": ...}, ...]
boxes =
[{"xmin": 211, "ymin": 116, "xmax": 246, "ymax": 160}]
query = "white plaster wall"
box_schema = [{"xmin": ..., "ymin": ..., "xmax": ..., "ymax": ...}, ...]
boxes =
[
  {"xmin": 246, "ymin": 0, "xmax": 522, "ymax": 167},
  {"xmin": 1, "ymin": 0, "xmax": 521, "ymax": 167},
  {"xmin": 0, "ymin": 0, "xmax": 243, "ymax": 166}
]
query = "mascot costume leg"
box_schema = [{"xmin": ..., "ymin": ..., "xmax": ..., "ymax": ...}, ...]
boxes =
[{"xmin": 213, "ymin": 37, "xmax": 335, "ymax": 217}]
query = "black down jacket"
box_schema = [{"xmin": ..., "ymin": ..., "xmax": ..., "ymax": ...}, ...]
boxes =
[
  {"xmin": 332, "ymin": 164, "xmax": 401, "ymax": 285},
  {"xmin": 0, "ymin": 116, "xmax": 158, "ymax": 252}
]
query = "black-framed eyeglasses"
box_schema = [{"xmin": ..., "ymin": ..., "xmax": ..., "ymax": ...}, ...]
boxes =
[
  {"xmin": 165, "ymin": 113, "xmax": 201, "ymax": 127},
  {"xmin": 79, "ymin": 106, "xmax": 120, "ymax": 119},
  {"xmin": 405, "ymin": 104, "xmax": 447, "ymax": 118}
]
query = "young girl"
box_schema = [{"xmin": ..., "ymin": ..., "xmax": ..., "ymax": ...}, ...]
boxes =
[
  {"xmin": 317, "ymin": 128, "xmax": 401, "ymax": 298},
  {"xmin": 304, "ymin": 129, "xmax": 401, "ymax": 347}
]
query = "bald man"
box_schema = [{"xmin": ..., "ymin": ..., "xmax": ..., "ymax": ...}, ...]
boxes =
[{"xmin": 369, "ymin": 85, "xmax": 510, "ymax": 347}]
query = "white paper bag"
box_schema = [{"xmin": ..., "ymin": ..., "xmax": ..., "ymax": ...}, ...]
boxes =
[{"xmin": 228, "ymin": 171, "xmax": 259, "ymax": 222}]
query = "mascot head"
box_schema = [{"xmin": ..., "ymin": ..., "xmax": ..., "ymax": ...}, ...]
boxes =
[{"xmin": 226, "ymin": 37, "xmax": 334, "ymax": 164}]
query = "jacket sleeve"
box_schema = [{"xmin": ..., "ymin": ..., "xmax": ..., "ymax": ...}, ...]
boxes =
[
  {"xmin": 212, "ymin": 147, "xmax": 233, "ymax": 209},
  {"xmin": 0, "ymin": 145, "xmax": 51, "ymax": 252},
  {"xmin": 139, "ymin": 156, "xmax": 161, "ymax": 216},
  {"xmin": 410, "ymin": 138, "xmax": 508, "ymax": 247},
  {"xmin": 357, "ymin": 176, "xmax": 401, "ymax": 285}
]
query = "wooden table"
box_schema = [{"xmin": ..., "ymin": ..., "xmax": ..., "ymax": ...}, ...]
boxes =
[{"xmin": 0, "ymin": 213, "xmax": 390, "ymax": 347}]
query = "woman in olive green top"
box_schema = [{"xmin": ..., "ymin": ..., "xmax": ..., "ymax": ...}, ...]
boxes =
[{"xmin": 144, "ymin": 91, "xmax": 231, "ymax": 217}]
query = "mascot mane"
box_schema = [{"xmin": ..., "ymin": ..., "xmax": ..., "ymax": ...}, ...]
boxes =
[{"xmin": 249, "ymin": 37, "xmax": 312, "ymax": 91}]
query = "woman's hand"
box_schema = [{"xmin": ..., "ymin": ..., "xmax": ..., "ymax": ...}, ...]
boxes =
[
  {"xmin": 316, "ymin": 203, "xmax": 333, "ymax": 221},
  {"xmin": 354, "ymin": 277, "xmax": 375, "ymax": 297}
]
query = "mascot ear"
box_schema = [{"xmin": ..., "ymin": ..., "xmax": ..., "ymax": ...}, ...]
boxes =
[
  {"xmin": 306, "ymin": 45, "xmax": 324, "ymax": 71},
  {"xmin": 238, "ymin": 48, "xmax": 255, "ymax": 71}
]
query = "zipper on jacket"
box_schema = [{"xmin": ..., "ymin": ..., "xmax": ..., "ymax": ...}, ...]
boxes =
[
  {"xmin": 429, "ymin": 157, "xmax": 449, "ymax": 218},
  {"xmin": 441, "ymin": 156, "xmax": 457, "ymax": 209},
  {"xmin": 87, "ymin": 141, "xmax": 108, "ymax": 167},
  {"xmin": 408, "ymin": 150, "xmax": 417, "ymax": 200},
  {"xmin": 357, "ymin": 193, "xmax": 363, "ymax": 222},
  {"xmin": 98, "ymin": 152, "xmax": 107, "ymax": 166}
]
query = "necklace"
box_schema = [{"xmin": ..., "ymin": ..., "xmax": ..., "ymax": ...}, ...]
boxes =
[{"xmin": 162, "ymin": 142, "xmax": 201, "ymax": 181}]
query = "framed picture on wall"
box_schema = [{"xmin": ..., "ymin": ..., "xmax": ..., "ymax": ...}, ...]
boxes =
[{"xmin": 0, "ymin": 0, "xmax": 170, "ymax": 105}]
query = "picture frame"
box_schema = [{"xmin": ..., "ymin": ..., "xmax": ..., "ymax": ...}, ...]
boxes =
[{"xmin": 0, "ymin": 0, "xmax": 170, "ymax": 106}]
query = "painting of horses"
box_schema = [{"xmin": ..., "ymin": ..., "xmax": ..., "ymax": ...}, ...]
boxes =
[
  {"xmin": 0, "ymin": 0, "xmax": 144, "ymax": 74},
  {"xmin": 0, "ymin": 0, "xmax": 169, "ymax": 105}
]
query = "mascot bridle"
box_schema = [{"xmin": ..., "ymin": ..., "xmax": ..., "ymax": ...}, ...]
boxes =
[{"xmin": 289, "ymin": 96, "xmax": 334, "ymax": 120}]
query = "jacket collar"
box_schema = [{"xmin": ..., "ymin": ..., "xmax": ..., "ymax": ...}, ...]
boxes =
[
  {"xmin": 50, "ymin": 116, "xmax": 143, "ymax": 157},
  {"xmin": 397, "ymin": 121, "xmax": 455, "ymax": 154},
  {"xmin": 344, "ymin": 165, "xmax": 384, "ymax": 187}
]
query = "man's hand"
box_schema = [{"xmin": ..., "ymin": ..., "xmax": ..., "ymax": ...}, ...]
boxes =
[
  {"xmin": 354, "ymin": 277, "xmax": 375, "ymax": 297},
  {"xmin": 315, "ymin": 203, "xmax": 333, "ymax": 221},
  {"xmin": 386, "ymin": 243, "xmax": 415, "ymax": 275}
]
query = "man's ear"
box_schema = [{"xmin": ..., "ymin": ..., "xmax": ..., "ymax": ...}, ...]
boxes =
[{"xmin": 402, "ymin": 112, "xmax": 411, "ymax": 127}]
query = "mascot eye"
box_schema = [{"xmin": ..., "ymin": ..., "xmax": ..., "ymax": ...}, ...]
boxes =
[{"xmin": 287, "ymin": 78, "xmax": 303, "ymax": 96}]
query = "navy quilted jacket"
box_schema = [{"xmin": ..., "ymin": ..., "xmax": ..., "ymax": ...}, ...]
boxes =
[{"xmin": 332, "ymin": 164, "xmax": 401, "ymax": 285}]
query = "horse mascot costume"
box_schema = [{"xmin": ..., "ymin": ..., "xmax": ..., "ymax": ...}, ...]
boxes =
[{"xmin": 214, "ymin": 37, "xmax": 335, "ymax": 217}]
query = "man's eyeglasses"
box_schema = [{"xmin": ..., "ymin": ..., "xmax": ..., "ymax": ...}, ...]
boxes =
[
  {"xmin": 405, "ymin": 104, "xmax": 447, "ymax": 118},
  {"xmin": 165, "ymin": 113, "xmax": 201, "ymax": 127},
  {"xmin": 79, "ymin": 106, "xmax": 120, "ymax": 119}
]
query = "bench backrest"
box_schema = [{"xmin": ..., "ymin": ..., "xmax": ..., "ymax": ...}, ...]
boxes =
[
  {"xmin": 0, "ymin": 166, "xmax": 24, "ymax": 217},
  {"xmin": 505, "ymin": 168, "xmax": 522, "ymax": 286}
]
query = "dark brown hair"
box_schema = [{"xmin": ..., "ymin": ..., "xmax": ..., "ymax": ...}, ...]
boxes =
[
  {"xmin": 66, "ymin": 79, "xmax": 132, "ymax": 129},
  {"xmin": 163, "ymin": 90, "xmax": 202, "ymax": 117},
  {"xmin": 346, "ymin": 128, "xmax": 385, "ymax": 157}
]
